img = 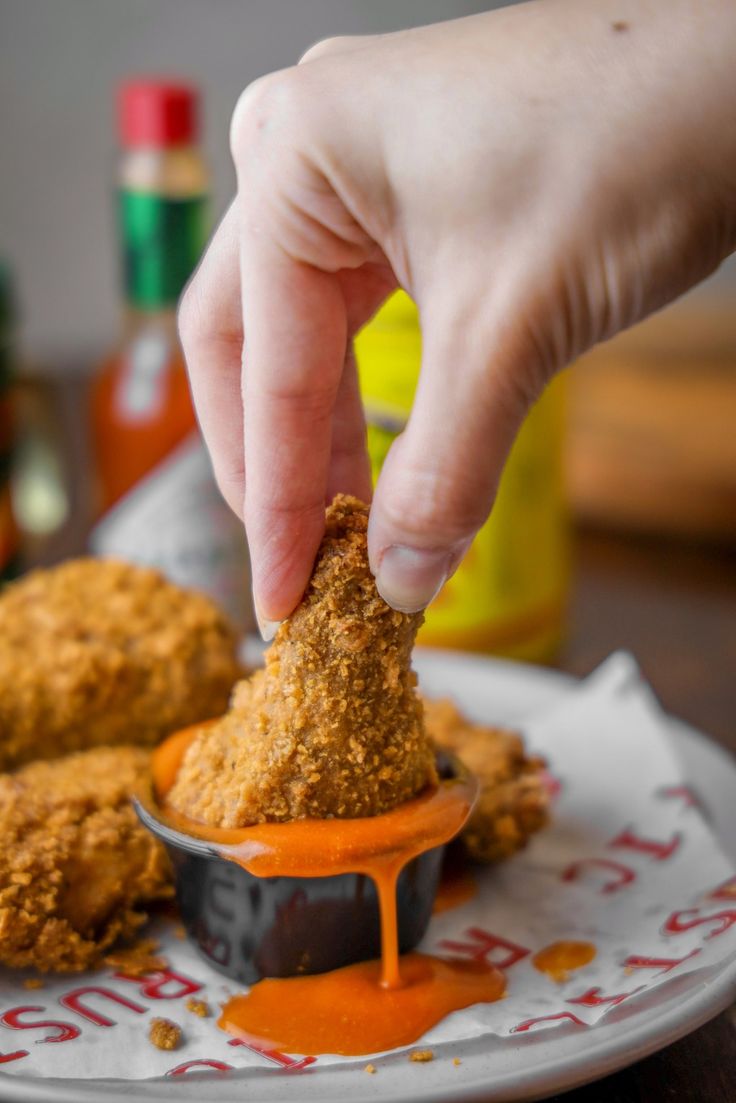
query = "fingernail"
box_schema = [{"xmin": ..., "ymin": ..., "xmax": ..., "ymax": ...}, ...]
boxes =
[
  {"xmin": 256, "ymin": 612, "xmax": 280, "ymax": 642},
  {"xmin": 375, "ymin": 545, "xmax": 452, "ymax": 613},
  {"xmin": 253, "ymin": 591, "xmax": 281, "ymax": 641}
]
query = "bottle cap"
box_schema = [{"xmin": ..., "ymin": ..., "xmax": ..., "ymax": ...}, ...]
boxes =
[{"xmin": 119, "ymin": 80, "xmax": 199, "ymax": 147}]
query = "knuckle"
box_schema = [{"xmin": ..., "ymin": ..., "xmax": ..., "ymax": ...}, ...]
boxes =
[
  {"xmin": 276, "ymin": 385, "xmax": 337, "ymax": 424},
  {"xmin": 250, "ymin": 377, "xmax": 338, "ymax": 423},
  {"xmin": 299, "ymin": 35, "xmax": 351, "ymax": 65},
  {"xmin": 381, "ymin": 463, "xmax": 487, "ymax": 546},
  {"xmin": 229, "ymin": 69, "xmax": 306, "ymax": 160},
  {"xmin": 490, "ymin": 357, "xmax": 547, "ymax": 422}
]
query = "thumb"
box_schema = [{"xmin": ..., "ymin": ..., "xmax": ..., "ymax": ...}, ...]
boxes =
[{"xmin": 367, "ymin": 300, "xmax": 544, "ymax": 612}]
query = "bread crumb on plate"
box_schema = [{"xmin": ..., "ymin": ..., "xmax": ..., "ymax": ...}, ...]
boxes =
[
  {"xmin": 148, "ymin": 1018, "xmax": 182, "ymax": 1051},
  {"xmin": 410, "ymin": 1049, "xmax": 434, "ymax": 1063}
]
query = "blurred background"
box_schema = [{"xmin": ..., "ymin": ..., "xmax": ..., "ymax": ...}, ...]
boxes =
[{"xmin": 1, "ymin": 0, "xmax": 735, "ymax": 740}]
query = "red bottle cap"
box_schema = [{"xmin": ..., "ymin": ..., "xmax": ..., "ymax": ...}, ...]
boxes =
[{"xmin": 119, "ymin": 80, "xmax": 199, "ymax": 148}]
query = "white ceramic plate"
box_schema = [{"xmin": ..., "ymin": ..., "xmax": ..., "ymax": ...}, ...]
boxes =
[{"xmin": 2, "ymin": 650, "xmax": 734, "ymax": 1103}]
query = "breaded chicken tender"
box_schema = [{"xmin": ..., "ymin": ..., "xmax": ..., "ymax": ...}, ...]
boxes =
[
  {"xmin": 0, "ymin": 746, "xmax": 172, "ymax": 972},
  {"xmin": 168, "ymin": 496, "xmax": 437, "ymax": 825},
  {"xmin": 0, "ymin": 559, "xmax": 242, "ymax": 769},
  {"xmin": 425, "ymin": 698, "xmax": 549, "ymax": 863}
]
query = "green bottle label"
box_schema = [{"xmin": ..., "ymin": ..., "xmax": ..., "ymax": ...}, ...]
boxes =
[{"xmin": 120, "ymin": 191, "xmax": 207, "ymax": 309}]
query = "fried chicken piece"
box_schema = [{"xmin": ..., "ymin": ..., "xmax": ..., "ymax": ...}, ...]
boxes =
[
  {"xmin": 0, "ymin": 558, "xmax": 242, "ymax": 769},
  {"xmin": 425, "ymin": 697, "xmax": 549, "ymax": 863},
  {"xmin": 104, "ymin": 938, "xmax": 168, "ymax": 977},
  {"xmin": 0, "ymin": 746, "xmax": 172, "ymax": 972},
  {"xmin": 168, "ymin": 496, "xmax": 437, "ymax": 825}
]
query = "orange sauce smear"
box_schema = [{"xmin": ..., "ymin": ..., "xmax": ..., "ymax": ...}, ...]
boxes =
[
  {"xmin": 150, "ymin": 726, "xmax": 506, "ymax": 1055},
  {"xmin": 532, "ymin": 940, "xmax": 597, "ymax": 983}
]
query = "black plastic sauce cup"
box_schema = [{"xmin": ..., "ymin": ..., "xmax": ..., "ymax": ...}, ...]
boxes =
[{"xmin": 135, "ymin": 752, "xmax": 459, "ymax": 985}]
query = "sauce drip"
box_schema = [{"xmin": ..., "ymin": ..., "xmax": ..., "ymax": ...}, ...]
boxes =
[
  {"xmin": 532, "ymin": 940, "xmax": 597, "ymax": 982},
  {"xmin": 218, "ymin": 952, "xmax": 504, "ymax": 1057},
  {"xmin": 151, "ymin": 726, "xmax": 505, "ymax": 1054}
]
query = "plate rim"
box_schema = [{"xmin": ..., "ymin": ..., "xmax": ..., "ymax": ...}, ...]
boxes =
[{"xmin": 1, "ymin": 651, "xmax": 734, "ymax": 1103}]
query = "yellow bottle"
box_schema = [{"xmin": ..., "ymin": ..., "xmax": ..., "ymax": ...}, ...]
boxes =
[{"xmin": 354, "ymin": 291, "xmax": 570, "ymax": 662}]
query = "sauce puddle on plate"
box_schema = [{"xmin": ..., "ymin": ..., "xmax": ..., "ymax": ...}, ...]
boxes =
[
  {"xmin": 153, "ymin": 728, "xmax": 505, "ymax": 1057},
  {"xmin": 219, "ymin": 952, "xmax": 503, "ymax": 1056},
  {"xmin": 532, "ymin": 941, "xmax": 597, "ymax": 983}
]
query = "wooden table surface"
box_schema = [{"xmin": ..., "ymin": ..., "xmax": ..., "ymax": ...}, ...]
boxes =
[{"xmin": 548, "ymin": 525, "xmax": 736, "ymax": 1102}]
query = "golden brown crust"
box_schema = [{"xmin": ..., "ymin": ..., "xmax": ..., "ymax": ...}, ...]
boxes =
[
  {"xmin": 0, "ymin": 746, "xmax": 172, "ymax": 972},
  {"xmin": 424, "ymin": 697, "xmax": 549, "ymax": 863},
  {"xmin": 0, "ymin": 558, "xmax": 242, "ymax": 769},
  {"xmin": 168, "ymin": 496, "xmax": 437, "ymax": 825}
]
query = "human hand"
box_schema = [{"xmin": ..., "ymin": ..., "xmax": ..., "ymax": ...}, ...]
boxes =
[{"xmin": 179, "ymin": 0, "xmax": 736, "ymax": 635}]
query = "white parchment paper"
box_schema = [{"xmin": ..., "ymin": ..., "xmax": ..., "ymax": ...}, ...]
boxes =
[{"xmin": 1, "ymin": 653, "xmax": 734, "ymax": 1079}]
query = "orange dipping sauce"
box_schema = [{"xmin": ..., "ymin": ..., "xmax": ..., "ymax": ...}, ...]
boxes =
[
  {"xmin": 532, "ymin": 941, "xmax": 597, "ymax": 983},
  {"xmin": 149, "ymin": 725, "xmax": 506, "ymax": 1056}
]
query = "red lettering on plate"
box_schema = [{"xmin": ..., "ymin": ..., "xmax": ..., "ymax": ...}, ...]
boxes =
[
  {"xmin": 0, "ymin": 1049, "xmax": 28, "ymax": 1064},
  {"xmin": 59, "ymin": 987, "xmax": 146, "ymax": 1027},
  {"xmin": 608, "ymin": 828, "xmax": 681, "ymax": 861},
  {"xmin": 167, "ymin": 1059, "xmax": 234, "ymax": 1076},
  {"xmin": 226, "ymin": 1037, "xmax": 316, "ymax": 1069},
  {"xmin": 562, "ymin": 858, "xmax": 636, "ymax": 894},
  {"xmin": 567, "ymin": 986, "xmax": 641, "ymax": 1008},
  {"xmin": 1, "ymin": 1006, "xmax": 80, "ymax": 1043},
  {"xmin": 114, "ymin": 969, "xmax": 203, "ymax": 1000},
  {"xmin": 438, "ymin": 928, "xmax": 531, "ymax": 970},
  {"xmin": 662, "ymin": 908, "xmax": 736, "ymax": 940},
  {"xmin": 658, "ymin": 785, "xmax": 700, "ymax": 808},
  {"xmin": 621, "ymin": 950, "xmax": 700, "ymax": 974},
  {"xmin": 512, "ymin": 1011, "xmax": 587, "ymax": 1033}
]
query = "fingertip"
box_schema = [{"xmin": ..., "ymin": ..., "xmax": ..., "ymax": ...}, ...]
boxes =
[
  {"xmin": 373, "ymin": 544, "xmax": 452, "ymax": 613},
  {"xmin": 247, "ymin": 503, "xmax": 325, "ymax": 624}
]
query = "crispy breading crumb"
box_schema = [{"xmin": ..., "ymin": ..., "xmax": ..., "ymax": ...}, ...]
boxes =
[
  {"xmin": 148, "ymin": 1018, "xmax": 182, "ymax": 1051},
  {"xmin": 105, "ymin": 939, "xmax": 167, "ymax": 977},
  {"xmin": 364, "ymin": 1064, "xmax": 376, "ymax": 1074},
  {"xmin": 173, "ymin": 922, "xmax": 187, "ymax": 940},
  {"xmin": 185, "ymin": 997, "xmax": 210, "ymax": 1018},
  {"xmin": 169, "ymin": 497, "xmax": 437, "ymax": 826},
  {"xmin": 425, "ymin": 697, "xmax": 549, "ymax": 863},
  {"xmin": 0, "ymin": 558, "xmax": 241, "ymax": 769},
  {"xmin": 0, "ymin": 747, "xmax": 172, "ymax": 973},
  {"xmin": 410, "ymin": 1049, "xmax": 434, "ymax": 1063},
  {"xmin": 453, "ymin": 1057, "xmax": 462, "ymax": 1066},
  {"xmin": 22, "ymin": 977, "xmax": 44, "ymax": 989}
]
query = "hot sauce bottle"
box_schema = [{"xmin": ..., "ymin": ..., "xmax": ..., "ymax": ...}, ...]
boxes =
[
  {"xmin": 90, "ymin": 80, "xmax": 250, "ymax": 626},
  {"xmin": 354, "ymin": 292, "xmax": 570, "ymax": 662}
]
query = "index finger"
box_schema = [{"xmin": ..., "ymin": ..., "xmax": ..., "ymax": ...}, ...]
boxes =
[{"xmin": 239, "ymin": 226, "xmax": 348, "ymax": 628}]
